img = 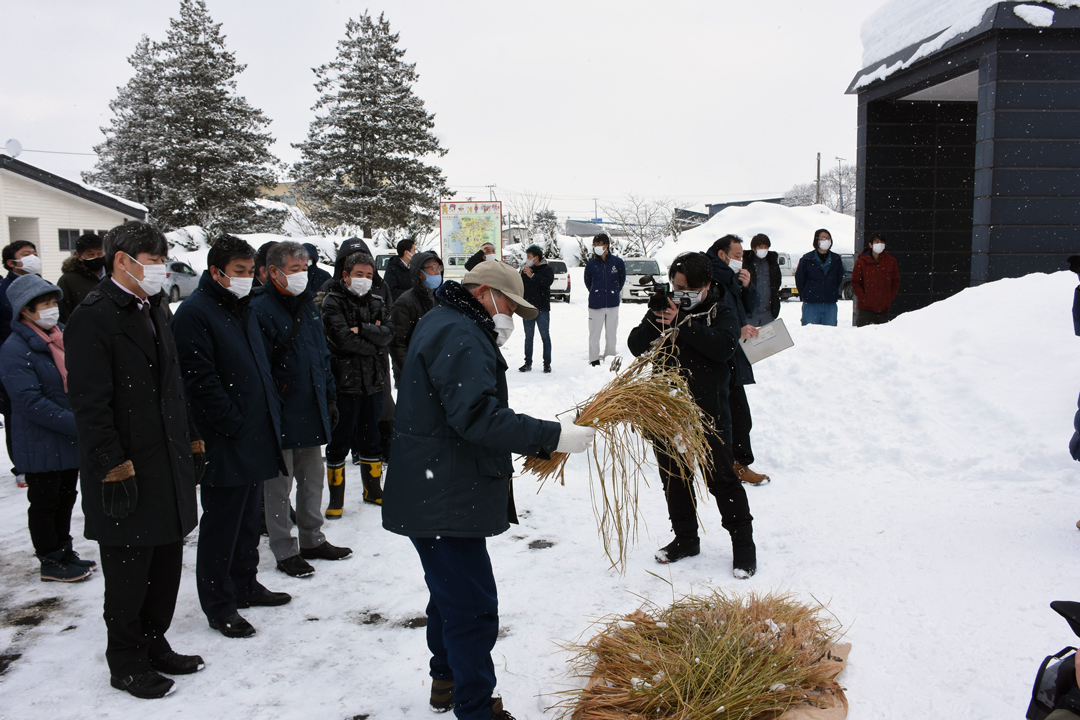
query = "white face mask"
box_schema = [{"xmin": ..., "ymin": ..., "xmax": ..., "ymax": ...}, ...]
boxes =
[
  {"xmin": 593, "ymin": 245, "xmax": 605, "ymax": 256},
  {"xmin": 489, "ymin": 290, "xmax": 514, "ymax": 347},
  {"xmin": 818, "ymin": 239, "xmax": 832, "ymax": 252},
  {"xmin": 223, "ymin": 275, "xmax": 253, "ymax": 298},
  {"xmin": 755, "ymin": 248, "xmax": 768, "ymax": 259},
  {"xmin": 125, "ymin": 253, "xmax": 167, "ymax": 296},
  {"xmin": 525, "ymin": 258, "xmax": 535, "ymax": 267},
  {"xmin": 17, "ymin": 254, "xmax": 41, "ymax": 275},
  {"xmin": 673, "ymin": 289, "xmax": 704, "ymax": 310},
  {"xmin": 484, "ymin": 253, "xmax": 498, "ymax": 262},
  {"xmin": 33, "ymin": 307, "xmax": 60, "ymax": 330},
  {"xmin": 728, "ymin": 258, "xmax": 743, "ymax": 272},
  {"xmin": 872, "ymin": 243, "xmax": 886, "ymax": 254},
  {"xmin": 276, "ymin": 268, "xmax": 309, "ymax": 296},
  {"xmin": 348, "ymin": 277, "xmax": 372, "ymax": 297}
]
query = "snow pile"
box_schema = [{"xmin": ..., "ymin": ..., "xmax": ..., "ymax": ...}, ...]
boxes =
[
  {"xmin": 654, "ymin": 202, "xmax": 855, "ymax": 267},
  {"xmin": 858, "ymin": 0, "xmax": 1080, "ymax": 87}
]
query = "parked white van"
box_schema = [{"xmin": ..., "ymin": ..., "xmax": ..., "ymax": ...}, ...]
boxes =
[{"xmin": 620, "ymin": 257, "xmax": 665, "ymax": 303}]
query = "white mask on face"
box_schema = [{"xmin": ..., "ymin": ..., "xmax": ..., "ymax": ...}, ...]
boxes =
[
  {"xmin": 673, "ymin": 289, "xmax": 704, "ymax": 310},
  {"xmin": 17, "ymin": 254, "xmax": 41, "ymax": 275},
  {"xmin": 755, "ymin": 248, "xmax": 768, "ymax": 259},
  {"xmin": 728, "ymin": 258, "xmax": 743, "ymax": 272},
  {"xmin": 525, "ymin": 258, "xmax": 535, "ymax": 267},
  {"xmin": 277, "ymin": 268, "xmax": 309, "ymax": 296},
  {"xmin": 348, "ymin": 277, "xmax": 372, "ymax": 297},
  {"xmin": 223, "ymin": 275, "xmax": 253, "ymax": 298},
  {"xmin": 33, "ymin": 307, "xmax": 60, "ymax": 330},
  {"xmin": 593, "ymin": 245, "xmax": 605, "ymax": 256},
  {"xmin": 872, "ymin": 243, "xmax": 886, "ymax": 254},
  {"xmin": 484, "ymin": 253, "xmax": 498, "ymax": 262},
  {"xmin": 818, "ymin": 239, "xmax": 832, "ymax": 252},
  {"xmin": 125, "ymin": 253, "xmax": 167, "ymax": 296},
  {"xmin": 489, "ymin": 290, "xmax": 514, "ymax": 347}
]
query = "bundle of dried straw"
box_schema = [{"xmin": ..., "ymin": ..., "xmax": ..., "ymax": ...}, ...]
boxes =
[
  {"xmin": 556, "ymin": 590, "xmax": 849, "ymax": 720},
  {"xmin": 523, "ymin": 336, "xmax": 712, "ymax": 571}
]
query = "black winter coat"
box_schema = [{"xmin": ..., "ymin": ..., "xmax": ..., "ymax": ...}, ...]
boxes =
[
  {"xmin": 709, "ymin": 255, "xmax": 757, "ymax": 386},
  {"xmin": 383, "ymin": 256, "xmax": 413, "ymax": 302},
  {"xmin": 521, "ymin": 260, "xmax": 554, "ymax": 313},
  {"xmin": 382, "ymin": 281, "xmax": 560, "ymax": 538},
  {"xmin": 250, "ymin": 285, "xmax": 336, "ymax": 450},
  {"xmin": 389, "ymin": 251, "xmax": 440, "ymax": 382},
  {"xmin": 171, "ymin": 272, "xmax": 286, "ymax": 487},
  {"xmin": 57, "ymin": 255, "xmax": 103, "ymax": 322},
  {"xmin": 747, "ymin": 251, "xmax": 782, "ymax": 319},
  {"xmin": 65, "ymin": 280, "xmax": 199, "ymax": 546},
  {"xmin": 627, "ymin": 288, "xmax": 740, "ymax": 444},
  {"xmin": 322, "ymin": 280, "xmax": 394, "ymax": 396},
  {"xmin": 464, "ymin": 249, "xmax": 487, "ymax": 271}
]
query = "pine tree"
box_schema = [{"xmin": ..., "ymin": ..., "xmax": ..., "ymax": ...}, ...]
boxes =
[
  {"xmin": 293, "ymin": 12, "xmax": 451, "ymax": 238},
  {"xmin": 85, "ymin": 0, "xmax": 282, "ymax": 233}
]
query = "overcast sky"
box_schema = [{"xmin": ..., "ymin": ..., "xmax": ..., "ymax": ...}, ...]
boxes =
[{"xmin": 2, "ymin": 0, "xmax": 890, "ymax": 219}]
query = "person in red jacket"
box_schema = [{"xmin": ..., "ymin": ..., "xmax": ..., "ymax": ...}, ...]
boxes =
[{"xmin": 851, "ymin": 233, "xmax": 900, "ymax": 326}]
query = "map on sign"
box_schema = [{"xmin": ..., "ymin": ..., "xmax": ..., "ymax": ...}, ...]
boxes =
[{"xmin": 440, "ymin": 201, "xmax": 502, "ymax": 259}]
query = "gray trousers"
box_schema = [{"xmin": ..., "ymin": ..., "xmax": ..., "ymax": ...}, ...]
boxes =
[
  {"xmin": 588, "ymin": 307, "xmax": 619, "ymax": 362},
  {"xmin": 264, "ymin": 446, "xmax": 327, "ymax": 562}
]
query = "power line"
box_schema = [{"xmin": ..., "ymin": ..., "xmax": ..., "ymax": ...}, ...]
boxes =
[{"xmin": 21, "ymin": 148, "xmax": 98, "ymax": 157}]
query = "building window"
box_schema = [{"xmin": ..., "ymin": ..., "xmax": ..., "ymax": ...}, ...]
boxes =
[{"xmin": 58, "ymin": 229, "xmax": 80, "ymax": 251}]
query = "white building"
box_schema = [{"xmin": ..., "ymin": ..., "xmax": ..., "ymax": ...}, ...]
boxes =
[{"xmin": 0, "ymin": 155, "xmax": 146, "ymax": 281}]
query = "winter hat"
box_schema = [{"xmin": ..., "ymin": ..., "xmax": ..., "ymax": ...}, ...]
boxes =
[
  {"xmin": 7, "ymin": 273, "xmax": 62, "ymax": 318},
  {"xmin": 334, "ymin": 238, "xmax": 383, "ymax": 287},
  {"xmin": 525, "ymin": 245, "xmax": 544, "ymax": 259},
  {"xmin": 462, "ymin": 261, "xmax": 537, "ymax": 320}
]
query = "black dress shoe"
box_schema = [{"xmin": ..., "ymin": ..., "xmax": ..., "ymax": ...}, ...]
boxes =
[
  {"xmin": 276, "ymin": 554, "xmax": 315, "ymax": 577},
  {"xmin": 150, "ymin": 650, "xmax": 205, "ymax": 675},
  {"xmin": 110, "ymin": 671, "xmax": 175, "ymax": 699},
  {"xmin": 209, "ymin": 613, "xmax": 256, "ymax": 638},
  {"xmin": 299, "ymin": 541, "xmax": 353, "ymax": 561},
  {"xmin": 543, "ymin": 364, "xmax": 551, "ymax": 373},
  {"xmin": 237, "ymin": 589, "xmax": 292, "ymax": 608}
]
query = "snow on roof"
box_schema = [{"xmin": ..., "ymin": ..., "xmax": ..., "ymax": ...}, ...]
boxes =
[{"xmin": 857, "ymin": 0, "xmax": 1080, "ymax": 89}]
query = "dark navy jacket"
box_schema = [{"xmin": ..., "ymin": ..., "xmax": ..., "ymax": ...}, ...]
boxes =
[
  {"xmin": 521, "ymin": 260, "xmax": 554, "ymax": 313},
  {"xmin": 251, "ymin": 283, "xmax": 336, "ymax": 450},
  {"xmin": 0, "ymin": 270, "xmax": 19, "ymax": 348},
  {"xmin": 171, "ymin": 272, "xmax": 286, "ymax": 486},
  {"xmin": 0, "ymin": 320, "xmax": 78, "ymax": 473},
  {"xmin": 709, "ymin": 254, "xmax": 757, "ymax": 386},
  {"xmin": 795, "ymin": 250, "xmax": 845, "ymax": 304},
  {"xmin": 583, "ymin": 253, "xmax": 626, "ymax": 309},
  {"xmin": 382, "ymin": 281, "xmax": 560, "ymax": 538}
]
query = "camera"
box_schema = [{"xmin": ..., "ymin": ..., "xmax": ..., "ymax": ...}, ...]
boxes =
[{"xmin": 641, "ymin": 275, "xmax": 691, "ymax": 313}]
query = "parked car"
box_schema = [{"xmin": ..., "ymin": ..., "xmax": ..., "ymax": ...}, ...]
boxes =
[
  {"xmin": 620, "ymin": 258, "xmax": 664, "ymax": 303},
  {"xmin": 164, "ymin": 259, "xmax": 199, "ymax": 302},
  {"xmin": 375, "ymin": 253, "xmax": 396, "ymax": 273},
  {"xmin": 840, "ymin": 254, "xmax": 855, "ymax": 300},
  {"xmin": 548, "ymin": 260, "xmax": 570, "ymax": 303},
  {"xmin": 777, "ymin": 252, "xmax": 799, "ymax": 301}
]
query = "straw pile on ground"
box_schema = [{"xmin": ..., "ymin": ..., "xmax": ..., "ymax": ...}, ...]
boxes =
[
  {"xmin": 522, "ymin": 338, "xmax": 712, "ymax": 571},
  {"xmin": 556, "ymin": 590, "xmax": 848, "ymax": 720}
]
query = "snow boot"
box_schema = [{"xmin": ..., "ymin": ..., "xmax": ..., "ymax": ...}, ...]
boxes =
[
  {"xmin": 39, "ymin": 549, "xmax": 93, "ymax": 583},
  {"xmin": 430, "ymin": 678, "xmax": 454, "ymax": 713},
  {"xmin": 492, "ymin": 696, "xmax": 516, "ymax": 720},
  {"xmin": 63, "ymin": 540, "xmax": 96, "ymax": 569},
  {"xmin": 360, "ymin": 458, "xmax": 383, "ymax": 505},
  {"xmin": 325, "ymin": 461, "xmax": 346, "ymax": 519},
  {"xmin": 734, "ymin": 461, "xmax": 770, "ymax": 485},
  {"xmin": 654, "ymin": 536, "xmax": 700, "ymax": 564},
  {"xmin": 730, "ymin": 524, "xmax": 757, "ymax": 579}
]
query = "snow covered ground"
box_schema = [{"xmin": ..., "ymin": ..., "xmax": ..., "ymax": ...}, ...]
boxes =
[{"xmin": 1, "ymin": 268, "xmax": 1079, "ymax": 719}]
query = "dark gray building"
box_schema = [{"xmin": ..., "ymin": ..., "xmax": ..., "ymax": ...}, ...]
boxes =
[{"xmin": 847, "ymin": 2, "xmax": 1080, "ymax": 314}]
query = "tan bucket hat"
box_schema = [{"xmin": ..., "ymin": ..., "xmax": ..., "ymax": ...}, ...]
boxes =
[{"xmin": 462, "ymin": 261, "xmax": 538, "ymax": 320}]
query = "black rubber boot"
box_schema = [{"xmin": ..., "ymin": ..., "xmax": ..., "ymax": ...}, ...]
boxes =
[
  {"xmin": 731, "ymin": 524, "xmax": 757, "ymax": 578},
  {"xmin": 325, "ymin": 461, "xmax": 346, "ymax": 519},
  {"xmin": 654, "ymin": 536, "xmax": 700, "ymax": 564},
  {"xmin": 360, "ymin": 458, "xmax": 383, "ymax": 505}
]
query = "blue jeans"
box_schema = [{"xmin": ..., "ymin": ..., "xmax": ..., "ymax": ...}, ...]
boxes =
[
  {"xmin": 523, "ymin": 310, "xmax": 551, "ymax": 365},
  {"xmin": 801, "ymin": 302, "xmax": 838, "ymax": 326},
  {"xmin": 411, "ymin": 537, "xmax": 499, "ymax": 720}
]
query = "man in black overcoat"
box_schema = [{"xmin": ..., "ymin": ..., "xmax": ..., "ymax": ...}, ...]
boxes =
[{"xmin": 66, "ymin": 221, "xmax": 206, "ymax": 699}]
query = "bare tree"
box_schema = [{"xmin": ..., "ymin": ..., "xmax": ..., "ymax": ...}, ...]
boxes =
[
  {"xmin": 503, "ymin": 190, "xmax": 551, "ymax": 246},
  {"xmin": 782, "ymin": 164, "xmax": 856, "ymax": 216},
  {"xmin": 599, "ymin": 193, "xmax": 679, "ymax": 258}
]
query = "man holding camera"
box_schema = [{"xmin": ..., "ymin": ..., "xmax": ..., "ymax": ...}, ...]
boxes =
[{"xmin": 627, "ymin": 252, "xmax": 756, "ymax": 577}]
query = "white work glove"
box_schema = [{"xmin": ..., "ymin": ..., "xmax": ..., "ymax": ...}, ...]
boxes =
[{"xmin": 555, "ymin": 418, "xmax": 596, "ymax": 454}]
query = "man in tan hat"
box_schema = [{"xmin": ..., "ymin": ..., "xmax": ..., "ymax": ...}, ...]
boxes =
[{"xmin": 383, "ymin": 261, "xmax": 595, "ymax": 720}]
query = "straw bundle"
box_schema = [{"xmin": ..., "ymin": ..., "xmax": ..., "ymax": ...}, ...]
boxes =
[
  {"xmin": 557, "ymin": 590, "xmax": 848, "ymax": 720},
  {"xmin": 523, "ymin": 337, "xmax": 712, "ymax": 571}
]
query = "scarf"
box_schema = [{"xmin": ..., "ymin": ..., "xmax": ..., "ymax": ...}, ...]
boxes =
[
  {"xmin": 436, "ymin": 280, "xmax": 496, "ymax": 332},
  {"xmin": 23, "ymin": 320, "xmax": 67, "ymax": 392}
]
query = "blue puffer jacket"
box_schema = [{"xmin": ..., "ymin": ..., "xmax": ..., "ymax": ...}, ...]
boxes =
[
  {"xmin": 0, "ymin": 320, "xmax": 78, "ymax": 473},
  {"xmin": 583, "ymin": 253, "xmax": 626, "ymax": 309},
  {"xmin": 795, "ymin": 250, "xmax": 845, "ymax": 304},
  {"xmin": 250, "ymin": 283, "xmax": 336, "ymax": 450},
  {"xmin": 382, "ymin": 281, "xmax": 560, "ymax": 538}
]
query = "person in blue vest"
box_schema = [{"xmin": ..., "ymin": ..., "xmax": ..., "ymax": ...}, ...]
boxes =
[
  {"xmin": 251, "ymin": 241, "xmax": 351, "ymax": 579},
  {"xmin": 171, "ymin": 235, "xmax": 292, "ymax": 639},
  {"xmin": 0, "ymin": 274, "xmax": 94, "ymax": 583},
  {"xmin": 582, "ymin": 233, "xmax": 626, "ymax": 366},
  {"xmin": 794, "ymin": 228, "xmax": 845, "ymax": 326},
  {"xmin": 383, "ymin": 261, "xmax": 595, "ymax": 720}
]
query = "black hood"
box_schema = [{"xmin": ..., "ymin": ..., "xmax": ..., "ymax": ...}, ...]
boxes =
[
  {"xmin": 409, "ymin": 250, "xmax": 442, "ymax": 292},
  {"xmin": 333, "ymin": 237, "xmax": 383, "ymax": 288}
]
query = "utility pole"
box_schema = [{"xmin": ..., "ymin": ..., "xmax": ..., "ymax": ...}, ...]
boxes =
[
  {"xmin": 835, "ymin": 157, "xmax": 846, "ymax": 213},
  {"xmin": 593, "ymin": 198, "xmax": 599, "ymax": 222},
  {"xmin": 815, "ymin": 153, "xmax": 822, "ymax": 205},
  {"xmin": 486, "ymin": 184, "xmax": 496, "ymax": 201}
]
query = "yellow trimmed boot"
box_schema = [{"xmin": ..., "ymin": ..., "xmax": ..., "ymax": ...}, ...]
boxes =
[
  {"xmin": 325, "ymin": 461, "xmax": 346, "ymax": 518},
  {"xmin": 734, "ymin": 461, "xmax": 771, "ymax": 486},
  {"xmin": 360, "ymin": 458, "xmax": 383, "ymax": 505}
]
